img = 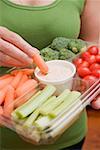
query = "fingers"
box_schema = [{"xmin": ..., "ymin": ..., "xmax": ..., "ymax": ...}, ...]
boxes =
[
  {"xmin": 0, "ymin": 38, "xmax": 33, "ymax": 65},
  {"xmin": 0, "ymin": 26, "xmax": 39, "ymax": 58},
  {"xmin": 0, "ymin": 51, "xmax": 27, "ymax": 67},
  {"xmin": 91, "ymin": 95, "xmax": 100, "ymax": 109}
]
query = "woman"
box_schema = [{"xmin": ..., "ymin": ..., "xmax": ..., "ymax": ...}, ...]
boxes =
[{"xmin": 0, "ymin": 0, "xmax": 100, "ymax": 150}]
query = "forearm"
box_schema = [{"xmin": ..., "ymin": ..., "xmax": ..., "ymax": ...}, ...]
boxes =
[{"xmin": 80, "ymin": 0, "xmax": 100, "ymax": 44}]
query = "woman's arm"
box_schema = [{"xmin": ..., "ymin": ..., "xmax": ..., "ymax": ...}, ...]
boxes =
[
  {"xmin": 80, "ymin": 0, "xmax": 100, "ymax": 109},
  {"xmin": 80, "ymin": 0, "xmax": 100, "ymax": 44}
]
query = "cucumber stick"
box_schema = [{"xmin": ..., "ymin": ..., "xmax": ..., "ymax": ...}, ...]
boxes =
[
  {"xmin": 50, "ymin": 91, "xmax": 81, "ymax": 117},
  {"xmin": 40, "ymin": 89, "xmax": 71, "ymax": 115},
  {"xmin": 15, "ymin": 85, "xmax": 56, "ymax": 118}
]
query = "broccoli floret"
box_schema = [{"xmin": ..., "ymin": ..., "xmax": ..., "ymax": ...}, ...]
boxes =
[
  {"xmin": 68, "ymin": 39, "xmax": 86, "ymax": 54},
  {"xmin": 40, "ymin": 47, "xmax": 59, "ymax": 61},
  {"xmin": 59, "ymin": 48, "xmax": 76, "ymax": 60},
  {"xmin": 50, "ymin": 37, "xmax": 70, "ymax": 51}
]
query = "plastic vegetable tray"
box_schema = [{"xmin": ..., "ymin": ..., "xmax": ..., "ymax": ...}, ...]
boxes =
[
  {"xmin": 0, "ymin": 74, "xmax": 99, "ymax": 145},
  {"xmin": 0, "ymin": 41, "xmax": 99, "ymax": 145}
]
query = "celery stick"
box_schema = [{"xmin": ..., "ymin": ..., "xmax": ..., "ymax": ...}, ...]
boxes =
[
  {"xmin": 40, "ymin": 96, "xmax": 56, "ymax": 109},
  {"xmin": 39, "ymin": 96, "xmax": 57, "ymax": 115},
  {"xmin": 23, "ymin": 96, "xmax": 56, "ymax": 128},
  {"xmin": 50, "ymin": 91, "xmax": 81, "ymax": 117},
  {"xmin": 40, "ymin": 89, "xmax": 71, "ymax": 116},
  {"xmin": 35, "ymin": 116, "xmax": 52, "ymax": 130},
  {"xmin": 23, "ymin": 109, "xmax": 39, "ymax": 128},
  {"xmin": 12, "ymin": 91, "xmax": 41, "ymax": 120},
  {"xmin": 15, "ymin": 85, "xmax": 56, "ymax": 118}
]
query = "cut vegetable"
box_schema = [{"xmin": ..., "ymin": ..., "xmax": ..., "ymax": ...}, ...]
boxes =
[
  {"xmin": 11, "ymin": 71, "xmax": 23, "ymax": 89},
  {"xmin": 0, "ymin": 106, "xmax": 3, "ymax": 115},
  {"xmin": 15, "ymin": 85, "xmax": 56, "ymax": 118},
  {"xmin": 12, "ymin": 91, "xmax": 41, "ymax": 119},
  {"xmin": 0, "ymin": 74, "xmax": 11, "ymax": 80},
  {"xmin": 14, "ymin": 89, "xmax": 37, "ymax": 108},
  {"xmin": 4, "ymin": 85, "xmax": 15, "ymax": 116},
  {"xmin": 16, "ymin": 79, "xmax": 38, "ymax": 97},
  {"xmin": 11, "ymin": 69, "xmax": 34, "ymax": 76},
  {"xmin": 0, "ymin": 86, "xmax": 8, "ymax": 105},
  {"xmin": 23, "ymin": 109, "xmax": 39, "ymax": 128},
  {"xmin": 50, "ymin": 91, "xmax": 81, "ymax": 117},
  {"xmin": 35, "ymin": 116, "xmax": 52, "ymax": 130},
  {"xmin": 39, "ymin": 96, "xmax": 56, "ymax": 113},
  {"xmin": 0, "ymin": 76, "xmax": 13, "ymax": 90},
  {"xmin": 33, "ymin": 53, "xmax": 48, "ymax": 74},
  {"xmin": 40, "ymin": 89, "xmax": 70, "ymax": 116},
  {"xmin": 16, "ymin": 74, "xmax": 28, "ymax": 89}
]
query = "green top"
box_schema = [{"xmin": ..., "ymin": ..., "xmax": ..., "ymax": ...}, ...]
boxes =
[{"xmin": 0, "ymin": 0, "xmax": 87, "ymax": 150}]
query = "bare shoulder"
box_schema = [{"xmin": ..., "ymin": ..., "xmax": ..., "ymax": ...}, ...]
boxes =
[{"xmin": 80, "ymin": 0, "xmax": 100, "ymax": 43}]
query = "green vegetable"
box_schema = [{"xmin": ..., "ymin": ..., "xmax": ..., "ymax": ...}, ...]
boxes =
[
  {"xmin": 35, "ymin": 116, "xmax": 52, "ymax": 130},
  {"xmin": 14, "ymin": 85, "xmax": 56, "ymax": 118},
  {"xmin": 40, "ymin": 47, "xmax": 59, "ymax": 61},
  {"xmin": 23, "ymin": 96, "xmax": 56, "ymax": 128},
  {"xmin": 23, "ymin": 109, "xmax": 40, "ymax": 128},
  {"xmin": 50, "ymin": 37, "xmax": 70, "ymax": 51},
  {"xmin": 40, "ymin": 89, "xmax": 71, "ymax": 116},
  {"xmin": 68, "ymin": 39, "xmax": 86, "ymax": 54},
  {"xmin": 12, "ymin": 91, "xmax": 42, "ymax": 119},
  {"xmin": 59, "ymin": 48, "xmax": 76, "ymax": 60},
  {"xmin": 50, "ymin": 91, "xmax": 81, "ymax": 117}
]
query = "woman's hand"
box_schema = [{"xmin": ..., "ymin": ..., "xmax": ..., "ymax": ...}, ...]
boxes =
[
  {"xmin": 0, "ymin": 26, "xmax": 39, "ymax": 67},
  {"xmin": 91, "ymin": 95, "xmax": 100, "ymax": 110}
]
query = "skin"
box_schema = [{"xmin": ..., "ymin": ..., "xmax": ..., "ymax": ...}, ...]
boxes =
[{"xmin": 0, "ymin": 0, "xmax": 99, "ymax": 108}]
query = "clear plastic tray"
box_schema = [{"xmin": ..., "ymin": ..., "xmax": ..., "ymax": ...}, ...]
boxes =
[
  {"xmin": 0, "ymin": 77, "xmax": 99, "ymax": 145},
  {"xmin": 0, "ymin": 41, "xmax": 99, "ymax": 145}
]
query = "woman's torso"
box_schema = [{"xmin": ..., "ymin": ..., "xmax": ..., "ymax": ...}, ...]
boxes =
[
  {"xmin": 0, "ymin": 0, "xmax": 84, "ymax": 49},
  {"xmin": 0, "ymin": 0, "xmax": 87, "ymax": 150}
]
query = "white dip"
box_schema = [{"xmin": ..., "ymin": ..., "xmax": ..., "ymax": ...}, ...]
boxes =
[{"xmin": 37, "ymin": 63, "xmax": 72, "ymax": 82}]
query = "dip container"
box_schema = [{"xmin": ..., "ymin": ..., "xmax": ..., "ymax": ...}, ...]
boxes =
[{"xmin": 35, "ymin": 60, "xmax": 76, "ymax": 95}]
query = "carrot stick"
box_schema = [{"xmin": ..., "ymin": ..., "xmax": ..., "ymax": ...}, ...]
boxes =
[
  {"xmin": 11, "ymin": 69, "xmax": 34, "ymax": 76},
  {"xmin": 16, "ymin": 74, "xmax": 28, "ymax": 89},
  {"xmin": 0, "ymin": 74, "xmax": 11, "ymax": 80},
  {"xmin": 15, "ymin": 89, "xmax": 37, "ymax": 108},
  {"xmin": 0, "ymin": 106, "xmax": 3, "ymax": 115},
  {"xmin": 11, "ymin": 71, "xmax": 23, "ymax": 89},
  {"xmin": 10, "ymin": 70, "xmax": 19, "ymax": 76},
  {"xmin": 0, "ymin": 76, "xmax": 14, "ymax": 90},
  {"xmin": 4, "ymin": 85, "xmax": 15, "ymax": 116},
  {"xmin": 0, "ymin": 86, "xmax": 8, "ymax": 105},
  {"xmin": 21, "ymin": 69, "xmax": 34, "ymax": 75},
  {"xmin": 33, "ymin": 54, "xmax": 48, "ymax": 74},
  {"xmin": 16, "ymin": 79, "xmax": 38, "ymax": 97}
]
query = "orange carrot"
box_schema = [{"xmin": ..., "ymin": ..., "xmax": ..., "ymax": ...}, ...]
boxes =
[
  {"xmin": 0, "ymin": 76, "xmax": 14, "ymax": 90},
  {"xmin": 16, "ymin": 79, "xmax": 38, "ymax": 97},
  {"xmin": 0, "ymin": 86, "xmax": 8, "ymax": 105},
  {"xmin": 4, "ymin": 85, "xmax": 15, "ymax": 116},
  {"xmin": 0, "ymin": 74, "xmax": 11, "ymax": 80},
  {"xmin": 33, "ymin": 54, "xmax": 48, "ymax": 74},
  {"xmin": 11, "ymin": 69, "xmax": 34, "ymax": 76},
  {"xmin": 15, "ymin": 89, "xmax": 37, "ymax": 108},
  {"xmin": 11, "ymin": 70, "xmax": 19, "ymax": 76},
  {"xmin": 11, "ymin": 71, "xmax": 23, "ymax": 89},
  {"xmin": 16, "ymin": 74, "xmax": 28, "ymax": 89},
  {"xmin": 21, "ymin": 69, "xmax": 34, "ymax": 75},
  {"xmin": 0, "ymin": 106, "xmax": 3, "ymax": 115}
]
